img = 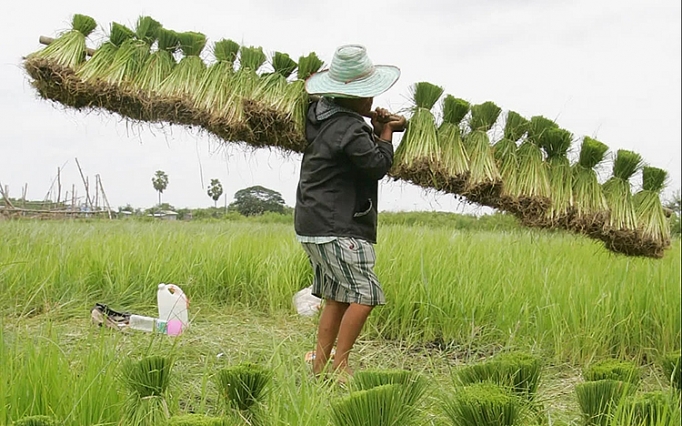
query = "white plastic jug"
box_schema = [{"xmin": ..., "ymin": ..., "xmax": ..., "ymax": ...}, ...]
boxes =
[{"xmin": 157, "ymin": 283, "xmax": 189, "ymax": 328}]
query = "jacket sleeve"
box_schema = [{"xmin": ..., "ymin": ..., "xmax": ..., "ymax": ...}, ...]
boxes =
[{"xmin": 340, "ymin": 121, "xmax": 394, "ymax": 181}]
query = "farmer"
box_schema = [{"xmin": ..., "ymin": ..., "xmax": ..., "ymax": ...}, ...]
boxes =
[{"xmin": 295, "ymin": 44, "xmax": 406, "ymax": 378}]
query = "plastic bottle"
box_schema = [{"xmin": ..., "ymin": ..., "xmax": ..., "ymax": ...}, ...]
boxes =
[
  {"xmin": 157, "ymin": 283, "xmax": 189, "ymax": 329},
  {"xmin": 128, "ymin": 315, "xmax": 168, "ymax": 333},
  {"xmin": 128, "ymin": 315, "xmax": 156, "ymax": 332}
]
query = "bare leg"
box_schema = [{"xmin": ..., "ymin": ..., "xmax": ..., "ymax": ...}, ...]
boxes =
[
  {"xmin": 313, "ymin": 299, "xmax": 349, "ymax": 376},
  {"xmin": 332, "ymin": 303, "xmax": 374, "ymax": 376}
]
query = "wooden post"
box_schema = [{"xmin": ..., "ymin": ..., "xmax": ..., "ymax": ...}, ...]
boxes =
[
  {"xmin": 56, "ymin": 167, "xmax": 61, "ymax": 205},
  {"xmin": 22, "ymin": 183, "xmax": 28, "ymax": 209},
  {"xmin": 75, "ymin": 158, "xmax": 93, "ymax": 210},
  {"xmin": 97, "ymin": 174, "xmax": 113, "ymax": 219}
]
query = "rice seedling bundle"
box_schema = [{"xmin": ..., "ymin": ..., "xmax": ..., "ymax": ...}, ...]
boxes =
[
  {"xmin": 243, "ymin": 51, "xmax": 324, "ymax": 152},
  {"xmin": 442, "ymin": 383, "xmax": 521, "ymax": 426},
  {"xmin": 87, "ymin": 16, "xmax": 161, "ymax": 121},
  {"xmin": 462, "ymin": 101, "xmax": 502, "ymax": 206},
  {"xmin": 661, "ymin": 352, "xmax": 681, "ymax": 390},
  {"xmin": 633, "ymin": 166, "xmax": 671, "ymax": 253},
  {"xmin": 148, "ymin": 31, "xmax": 207, "ymax": 126},
  {"xmin": 12, "ymin": 415, "xmax": 58, "ymax": 426},
  {"xmin": 208, "ymin": 45, "xmax": 266, "ymax": 143},
  {"xmin": 571, "ymin": 136, "xmax": 609, "ymax": 235},
  {"xmin": 192, "ymin": 39, "xmax": 240, "ymax": 139},
  {"xmin": 494, "ymin": 111, "xmax": 527, "ymax": 216},
  {"xmin": 538, "ymin": 128, "xmax": 574, "ymax": 226},
  {"xmin": 216, "ymin": 362, "xmax": 271, "ymax": 412},
  {"xmin": 391, "ymin": 82, "xmax": 445, "ymax": 190},
  {"xmin": 121, "ymin": 355, "xmax": 173, "ymax": 426},
  {"xmin": 243, "ymin": 51, "xmax": 301, "ymax": 149},
  {"xmin": 437, "ymin": 95, "xmax": 471, "ymax": 194},
  {"xmin": 77, "ymin": 22, "xmax": 136, "ymax": 83},
  {"xmin": 455, "ymin": 351, "xmax": 543, "ymax": 402},
  {"xmin": 330, "ymin": 384, "xmax": 407, "ymax": 426},
  {"xmin": 351, "ymin": 369, "xmax": 428, "ymax": 409},
  {"xmin": 615, "ymin": 392, "xmax": 679, "ymax": 426},
  {"xmin": 24, "ymin": 14, "xmax": 97, "ymax": 108},
  {"xmin": 100, "ymin": 16, "xmax": 161, "ymax": 87},
  {"xmin": 583, "ymin": 359, "xmax": 641, "ymax": 385},
  {"xmin": 575, "ymin": 380, "xmax": 635, "ymax": 426},
  {"xmin": 509, "ymin": 116, "xmax": 553, "ymax": 223},
  {"xmin": 134, "ymin": 28, "xmax": 180, "ymax": 95},
  {"xmin": 602, "ymin": 150, "xmax": 642, "ymax": 230},
  {"xmin": 27, "ymin": 14, "xmax": 96, "ymax": 72},
  {"xmin": 167, "ymin": 414, "xmax": 228, "ymax": 426}
]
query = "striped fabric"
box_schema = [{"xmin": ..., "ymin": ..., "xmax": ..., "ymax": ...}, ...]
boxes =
[{"xmin": 301, "ymin": 237, "xmax": 385, "ymax": 306}]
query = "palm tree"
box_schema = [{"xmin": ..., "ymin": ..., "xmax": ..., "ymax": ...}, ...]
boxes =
[
  {"xmin": 207, "ymin": 178, "xmax": 223, "ymax": 208},
  {"xmin": 152, "ymin": 170, "xmax": 169, "ymax": 206}
]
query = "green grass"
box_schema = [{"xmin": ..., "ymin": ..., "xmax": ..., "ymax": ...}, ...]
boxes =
[{"xmin": 0, "ymin": 220, "xmax": 679, "ymax": 424}]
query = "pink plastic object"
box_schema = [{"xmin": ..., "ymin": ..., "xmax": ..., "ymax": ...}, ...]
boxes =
[{"xmin": 167, "ymin": 319, "xmax": 183, "ymax": 336}]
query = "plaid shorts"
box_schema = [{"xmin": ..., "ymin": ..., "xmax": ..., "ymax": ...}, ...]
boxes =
[{"xmin": 301, "ymin": 237, "xmax": 385, "ymax": 306}]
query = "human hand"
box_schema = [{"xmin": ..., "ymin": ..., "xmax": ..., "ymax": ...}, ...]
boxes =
[{"xmin": 370, "ymin": 108, "xmax": 406, "ymax": 135}]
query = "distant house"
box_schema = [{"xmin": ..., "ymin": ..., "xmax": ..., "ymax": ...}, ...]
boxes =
[
  {"xmin": 118, "ymin": 211, "xmax": 133, "ymax": 219},
  {"xmin": 148, "ymin": 210, "xmax": 178, "ymax": 221}
]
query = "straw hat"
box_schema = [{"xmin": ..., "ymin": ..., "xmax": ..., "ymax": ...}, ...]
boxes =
[{"xmin": 305, "ymin": 44, "xmax": 400, "ymax": 98}]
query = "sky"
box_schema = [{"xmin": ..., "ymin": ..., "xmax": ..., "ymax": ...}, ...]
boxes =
[{"xmin": 0, "ymin": 0, "xmax": 680, "ymax": 212}]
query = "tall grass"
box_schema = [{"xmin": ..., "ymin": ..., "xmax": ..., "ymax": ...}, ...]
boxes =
[{"xmin": 0, "ymin": 220, "xmax": 679, "ymax": 364}]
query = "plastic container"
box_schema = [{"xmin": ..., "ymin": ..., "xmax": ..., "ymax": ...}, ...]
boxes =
[
  {"xmin": 129, "ymin": 315, "xmax": 167, "ymax": 333},
  {"xmin": 157, "ymin": 283, "xmax": 189, "ymax": 329}
]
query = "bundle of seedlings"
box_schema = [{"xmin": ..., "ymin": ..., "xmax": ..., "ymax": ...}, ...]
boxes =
[
  {"xmin": 582, "ymin": 359, "xmax": 641, "ymax": 385},
  {"xmin": 70, "ymin": 22, "xmax": 136, "ymax": 110},
  {"xmin": 661, "ymin": 351, "xmax": 681, "ymax": 390},
  {"xmin": 193, "ymin": 39, "xmax": 240, "ymax": 138},
  {"xmin": 436, "ymin": 95, "xmax": 471, "ymax": 194},
  {"xmin": 598, "ymin": 150, "xmax": 644, "ymax": 255},
  {"xmin": 631, "ymin": 166, "xmax": 671, "ymax": 258},
  {"xmin": 330, "ymin": 384, "xmax": 409, "ymax": 426},
  {"xmin": 121, "ymin": 355, "xmax": 173, "ymax": 426},
  {"xmin": 216, "ymin": 362, "xmax": 270, "ymax": 422},
  {"xmin": 154, "ymin": 31, "xmax": 208, "ymax": 126},
  {"xmin": 390, "ymin": 82, "xmax": 445, "ymax": 191},
  {"xmin": 569, "ymin": 136, "xmax": 609, "ymax": 237},
  {"xmin": 167, "ymin": 414, "xmax": 229, "ymax": 426},
  {"xmin": 351, "ymin": 369, "xmax": 428, "ymax": 410},
  {"xmin": 133, "ymin": 28, "xmax": 180, "ymax": 99},
  {"xmin": 242, "ymin": 51, "xmax": 299, "ymax": 149},
  {"xmin": 12, "ymin": 415, "xmax": 59, "ymax": 426},
  {"xmin": 509, "ymin": 115, "xmax": 554, "ymax": 223},
  {"xmin": 494, "ymin": 110, "xmax": 529, "ymax": 215},
  {"xmin": 441, "ymin": 383, "xmax": 521, "ymax": 426},
  {"xmin": 614, "ymin": 391, "xmax": 679, "ymax": 426},
  {"xmin": 461, "ymin": 101, "xmax": 502, "ymax": 207},
  {"xmin": 24, "ymin": 14, "xmax": 97, "ymax": 107},
  {"xmin": 454, "ymin": 351, "xmax": 543, "ymax": 403},
  {"xmin": 538, "ymin": 127, "xmax": 574, "ymax": 227},
  {"xmin": 575, "ymin": 380, "xmax": 636, "ymax": 426},
  {"xmin": 93, "ymin": 16, "xmax": 162, "ymax": 120},
  {"xmin": 244, "ymin": 52, "xmax": 323, "ymax": 152},
  {"xmin": 207, "ymin": 45, "xmax": 266, "ymax": 145}
]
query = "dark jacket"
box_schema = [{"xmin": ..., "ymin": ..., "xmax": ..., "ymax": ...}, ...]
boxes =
[{"xmin": 294, "ymin": 101, "xmax": 394, "ymax": 244}]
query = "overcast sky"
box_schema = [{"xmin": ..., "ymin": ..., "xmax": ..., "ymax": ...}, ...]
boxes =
[{"xmin": 1, "ymin": 0, "xmax": 680, "ymax": 212}]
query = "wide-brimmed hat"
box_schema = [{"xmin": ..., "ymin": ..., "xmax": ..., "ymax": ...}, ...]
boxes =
[{"xmin": 305, "ymin": 44, "xmax": 400, "ymax": 98}]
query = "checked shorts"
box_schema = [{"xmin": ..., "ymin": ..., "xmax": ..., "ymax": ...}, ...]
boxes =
[{"xmin": 301, "ymin": 237, "xmax": 385, "ymax": 306}]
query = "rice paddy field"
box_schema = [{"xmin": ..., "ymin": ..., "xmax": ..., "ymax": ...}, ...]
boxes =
[{"xmin": 1, "ymin": 219, "xmax": 680, "ymax": 425}]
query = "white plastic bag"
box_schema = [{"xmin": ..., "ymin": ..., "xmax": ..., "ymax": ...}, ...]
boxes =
[{"xmin": 292, "ymin": 286, "xmax": 321, "ymax": 317}]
